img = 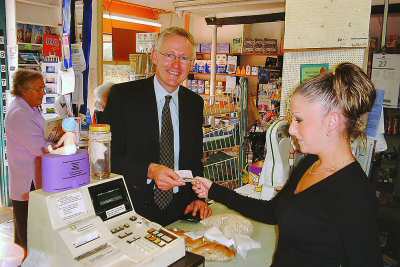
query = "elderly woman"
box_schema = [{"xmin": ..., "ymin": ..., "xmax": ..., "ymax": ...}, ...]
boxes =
[{"xmin": 5, "ymin": 69, "xmax": 48, "ymax": 252}]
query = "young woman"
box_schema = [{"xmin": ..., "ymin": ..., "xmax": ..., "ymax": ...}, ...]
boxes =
[{"xmin": 192, "ymin": 62, "xmax": 383, "ymax": 267}]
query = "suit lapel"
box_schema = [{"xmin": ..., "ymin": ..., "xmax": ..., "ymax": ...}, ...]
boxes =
[
  {"xmin": 178, "ymin": 87, "xmax": 188, "ymax": 167},
  {"xmin": 142, "ymin": 77, "xmax": 160, "ymax": 161}
]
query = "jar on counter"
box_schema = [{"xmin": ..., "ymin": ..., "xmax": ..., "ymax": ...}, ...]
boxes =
[{"xmin": 89, "ymin": 124, "xmax": 111, "ymax": 179}]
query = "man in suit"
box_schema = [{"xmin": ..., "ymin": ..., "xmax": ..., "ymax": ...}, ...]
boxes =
[{"xmin": 103, "ymin": 27, "xmax": 211, "ymax": 226}]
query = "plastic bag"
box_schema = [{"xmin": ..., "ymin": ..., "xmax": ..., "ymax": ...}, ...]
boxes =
[
  {"xmin": 233, "ymin": 233, "xmax": 261, "ymax": 258},
  {"xmin": 201, "ymin": 213, "xmax": 253, "ymax": 238}
]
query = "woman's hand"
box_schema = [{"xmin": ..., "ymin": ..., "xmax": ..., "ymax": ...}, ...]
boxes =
[{"xmin": 192, "ymin": 177, "xmax": 213, "ymax": 198}]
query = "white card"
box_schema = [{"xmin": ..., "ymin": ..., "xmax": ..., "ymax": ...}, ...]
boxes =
[{"xmin": 176, "ymin": 170, "xmax": 193, "ymax": 182}]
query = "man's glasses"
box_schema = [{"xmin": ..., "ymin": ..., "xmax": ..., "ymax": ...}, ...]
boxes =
[{"xmin": 158, "ymin": 51, "xmax": 193, "ymax": 65}]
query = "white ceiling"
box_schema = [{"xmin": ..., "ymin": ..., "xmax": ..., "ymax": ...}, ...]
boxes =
[
  {"xmin": 26, "ymin": 0, "xmax": 400, "ymax": 14},
  {"xmin": 126, "ymin": 0, "xmax": 400, "ymax": 13}
]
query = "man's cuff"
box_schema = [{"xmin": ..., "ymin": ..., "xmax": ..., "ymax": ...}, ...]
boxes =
[{"xmin": 146, "ymin": 179, "xmax": 179, "ymax": 193}]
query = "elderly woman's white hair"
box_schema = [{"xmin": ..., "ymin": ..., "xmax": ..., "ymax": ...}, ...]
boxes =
[{"xmin": 94, "ymin": 81, "xmax": 114, "ymax": 111}]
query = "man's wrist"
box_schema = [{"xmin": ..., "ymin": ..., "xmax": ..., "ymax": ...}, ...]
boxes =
[{"xmin": 147, "ymin": 163, "xmax": 157, "ymax": 180}]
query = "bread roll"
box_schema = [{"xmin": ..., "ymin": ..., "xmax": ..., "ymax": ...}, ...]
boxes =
[
  {"xmin": 168, "ymin": 228, "xmax": 236, "ymax": 261},
  {"xmin": 191, "ymin": 242, "xmax": 236, "ymax": 261}
]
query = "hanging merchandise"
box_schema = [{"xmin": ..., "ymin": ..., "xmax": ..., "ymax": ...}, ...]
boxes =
[
  {"xmin": 62, "ymin": 0, "xmax": 72, "ymax": 69},
  {"xmin": 71, "ymin": 43, "xmax": 86, "ymax": 109},
  {"xmin": 43, "ymin": 33, "xmax": 62, "ymax": 58},
  {"xmin": 78, "ymin": 0, "xmax": 92, "ymax": 115}
]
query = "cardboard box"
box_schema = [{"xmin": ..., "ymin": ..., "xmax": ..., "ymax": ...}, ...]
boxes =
[
  {"xmin": 263, "ymin": 39, "xmax": 278, "ymax": 53},
  {"xmin": 243, "ymin": 39, "xmax": 255, "ymax": 53},
  {"xmin": 231, "ymin": 37, "xmax": 243, "ymax": 53}
]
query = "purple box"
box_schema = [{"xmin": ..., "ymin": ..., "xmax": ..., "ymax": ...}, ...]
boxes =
[
  {"xmin": 217, "ymin": 43, "xmax": 230, "ymax": 53},
  {"xmin": 200, "ymin": 43, "xmax": 211, "ymax": 53},
  {"xmin": 42, "ymin": 149, "xmax": 90, "ymax": 192}
]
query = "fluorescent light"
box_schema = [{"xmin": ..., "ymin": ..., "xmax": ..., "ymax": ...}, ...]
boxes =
[{"xmin": 103, "ymin": 13, "xmax": 161, "ymax": 28}]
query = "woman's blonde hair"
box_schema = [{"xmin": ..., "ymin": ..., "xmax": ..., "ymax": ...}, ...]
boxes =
[
  {"xmin": 12, "ymin": 69, "xmax": 43, "ymax": 97},
  {"xmin": 293, "ymin": 62, "xmax": 376, "ymax": 140}
]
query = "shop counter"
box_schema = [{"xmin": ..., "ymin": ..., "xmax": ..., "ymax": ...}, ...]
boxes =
[{"xmin": 168, "ymin": 202, "xmax": 277, "ymax": 267}]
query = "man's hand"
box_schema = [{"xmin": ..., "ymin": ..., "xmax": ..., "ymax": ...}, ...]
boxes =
[
  {"xmin": 147, "ymin": 163, "xmax": 185, "ymax": 191},
  {"xmin": 184, "ymin": 199, "xmax": 212, "ymax": 220}
]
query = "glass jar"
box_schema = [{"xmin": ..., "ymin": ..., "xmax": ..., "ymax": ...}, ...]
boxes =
[{"xmin": 89, "ymin": 124, "xmax": 111, "ymax": 179}]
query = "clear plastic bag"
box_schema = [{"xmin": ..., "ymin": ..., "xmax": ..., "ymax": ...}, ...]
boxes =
[{"xmin": 200, "ymin": 213, "xmax": 253, "ymax": 238}]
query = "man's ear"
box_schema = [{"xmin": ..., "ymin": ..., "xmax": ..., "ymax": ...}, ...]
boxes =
[{"xmin": 151, "ymin": 49, "xmax": 158, "ymax": 65}]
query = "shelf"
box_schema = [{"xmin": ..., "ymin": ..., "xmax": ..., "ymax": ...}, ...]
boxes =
[
  {"xmin": 190, "ymin": 72, "xmax": 259, "ymax": 78},
  {"xmin": 19, "ymin": 63, "xmax": 40, "ymax": 67},
  {"xmin": 196, "ymin": 52, "xmax": 280, "ymax": 56},
  {"xmin": 18, "ymin": 42, "xmax": 43, "ymax": 46}
]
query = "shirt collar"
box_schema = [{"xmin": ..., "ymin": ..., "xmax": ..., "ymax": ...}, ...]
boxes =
[
  {"xmin": 15, "ymin": 96, "xmax": 40, "ymax": 113},
  {"xmin": 153, "ymin": 76, "xmax": 179, "ymax": 106}
]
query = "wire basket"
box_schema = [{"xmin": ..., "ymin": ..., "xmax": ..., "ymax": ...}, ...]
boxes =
[
  {"xmin": 203, "ymin": 123, "xmax": 240, "ymax": 153},
  {"xmin": 204, "ymin": 103, "xmax": 239, "ymax": 116},
  {"xmin": 203, "ymin": 156, "xmax": 241, "ymax": 189}
]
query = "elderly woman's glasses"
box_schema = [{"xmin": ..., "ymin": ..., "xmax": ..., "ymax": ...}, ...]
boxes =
[{"xmin": 30, "ymin": 86, "xmax": 45, "ymax": 93}]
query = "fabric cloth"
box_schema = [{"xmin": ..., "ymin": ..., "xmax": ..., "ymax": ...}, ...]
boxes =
[
  {"xmin": 101, "ymin": 76, "xmax": 204, "ymax": 226},
  {"xmin": 209, "ymin": 155, "xmax": 383, "ymax": 267},
  {"xmin": 154, "ymin": 95, "xmax": 174, "ymax": 209},
  {"xmin": 5, "ymin": 96, "xmax": 48, "ymax": 201}
]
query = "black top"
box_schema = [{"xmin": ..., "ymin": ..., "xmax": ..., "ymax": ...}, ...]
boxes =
[
  {"xmin": 209, "ymin": 155, "xmax": 383, "ymax": 267},
  {"xmin": 101, "ymin": 76, "xmax": 204, "ymax": 226}
]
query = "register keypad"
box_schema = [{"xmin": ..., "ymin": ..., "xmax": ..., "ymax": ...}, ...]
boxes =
[
  {"xmin": 111, "ymin": 222, "xmax": 177, "ymax": 250},
  {"xmin": 145, "ymin": 228, "xmax": 176, "ymax": 247}
]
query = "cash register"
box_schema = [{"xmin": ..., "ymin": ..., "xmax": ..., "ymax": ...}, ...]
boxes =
[{"xmin": 24, "ymin": 174, "xmax": 185, "ymax": 267}]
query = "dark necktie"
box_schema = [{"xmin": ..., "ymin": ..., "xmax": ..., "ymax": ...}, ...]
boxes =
[{"xmin": 154, "ymin": 95, "xmax": 174, "ymax": 210}]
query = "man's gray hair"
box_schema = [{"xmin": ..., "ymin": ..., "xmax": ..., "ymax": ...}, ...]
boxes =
[{"xmin": 154, "ymin": 27, "xmax": 196, "ymax": 56}]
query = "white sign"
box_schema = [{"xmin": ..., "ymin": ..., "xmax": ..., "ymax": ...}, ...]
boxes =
[
  {"xmin": 371, "ymin": 53, "xmax": 400, "ymax": 108},
  {"xmin": 56, "ymin": 191, "xmax": 86, "ymax": 221}
]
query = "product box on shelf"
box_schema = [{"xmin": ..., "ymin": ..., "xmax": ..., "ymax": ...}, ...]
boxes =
[
  {"xmin": 225, "ymin": 76, "xmax": 237, "ymax": 93},
  {"xmin": 226, "ymin": 56, "xmax": 238, "ymax": 74},
  {"xmin": 231, "ymin": 37, "xmax": 242, "ymax": 53},
  {"xmin": 263, "ymin": 39, "xmax": 278, "ymax": 53},
  {"xmin": 200, "ymin": 43, "xmax": 211, "ymax": 53},
  {"xmin": 251, "ymin": 66, "xmax": 259, "ymax": 76},
  {"xmin": 216, "ymin": 54, "xmax": 227, "ymax": 73},
  {"xmin": 254, "ymin": 39, "xmax": 264, "ymax": 53},
  {"xmin": 199, "ymin": 43, "xmax": 230, "ymax": 53},
  {"xmin": 243, "ymin": 39, "xmax": 255, "ymax": 53},
  {"xmin": 217, "ymin": 43, "xmax": 230, "ymax": 54},
  {"xmin": 32, "ymin": 25, "xmax": 44, "ymax": 44},
  {"xmin": 197, "ymin": 80, "xmax": 205, "ymax": 94}
]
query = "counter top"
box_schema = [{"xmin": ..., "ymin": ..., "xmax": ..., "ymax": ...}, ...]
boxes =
[{"xmin": 168, "ymin": 202, "xmax": 277, "ymax": 267}]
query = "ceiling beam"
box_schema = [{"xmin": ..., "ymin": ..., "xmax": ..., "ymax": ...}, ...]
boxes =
[
  {"xmin": 371, "ymin": 3, "xmax": 400, "ymax": 14},
  {"xmin": 205, "ymin": 12, "xmax": 285, "ymax": 25}
]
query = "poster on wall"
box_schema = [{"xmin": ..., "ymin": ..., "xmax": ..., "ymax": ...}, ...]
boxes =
[
  {"xmin": 43, "ymin": 33, "xmax": 62, "ymax": 57},
  {"xmin": 300, "ymin": 63, "xmax": 329, "ymax": 83},
  {"xmin": 371, "ymin": 53, "xmax": 400, "ymax": 108}
]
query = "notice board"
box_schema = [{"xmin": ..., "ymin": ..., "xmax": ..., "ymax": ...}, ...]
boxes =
[{"xmin": 284, "ymin": 0, "xmax": 371, "ymax": 49}]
